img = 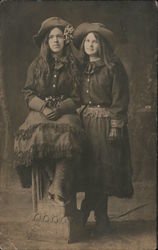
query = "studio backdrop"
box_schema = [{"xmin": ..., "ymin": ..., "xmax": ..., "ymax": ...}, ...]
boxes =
[{"xmin": 0, "ymin": 1, "xmax": 156, "ymax": 220}]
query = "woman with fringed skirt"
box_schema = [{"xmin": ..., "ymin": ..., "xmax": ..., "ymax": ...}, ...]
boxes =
[{"xmin": 14, "ymin": 17, "xmax": 86, "ymax": 206}]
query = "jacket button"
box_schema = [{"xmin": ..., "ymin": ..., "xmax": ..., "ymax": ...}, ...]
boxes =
[
  {"xmin": 86, "ymin": 89, "xmax": 89, "ymax": 93},
  {"xmin": 87, "ymin": 78, "xmax": 90, "ymax": 82},
  {"xmin": 54, "ymin": 75, "xmax": 57, "ymax": 78},
  {"xmin": 89, "ymin": 101, "xmax": 92, "ymax": 104},
  {"xmin": 53, "ymin": 84, "xmax": 56, "ymax": 88}
]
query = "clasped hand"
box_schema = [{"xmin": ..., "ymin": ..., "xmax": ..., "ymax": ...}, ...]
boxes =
[{"xmin": 42, "ymin": 107, "xmax": 61, "ymax": 120}]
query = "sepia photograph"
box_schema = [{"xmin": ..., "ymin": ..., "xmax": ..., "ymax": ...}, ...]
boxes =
[{"xmin": 0, "ymin": 1, "xmax": 157, "ymax": 249}]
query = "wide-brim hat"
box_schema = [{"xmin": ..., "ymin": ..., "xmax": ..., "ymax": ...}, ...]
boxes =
[
  {"xmin": 33, "ymin": 17, "xmax": 70, "ymax": 47},
  {"xmin": 73, "ymin": 22, "xmax": 115, "ymax": 49}
]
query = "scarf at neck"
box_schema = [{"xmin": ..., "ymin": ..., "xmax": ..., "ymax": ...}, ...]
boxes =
[
  {"xmin": 84, "ymin": 59, "xmax": 105, "ymax": 74},
  {"xmin": 50, "ymin": 55, "xmax": 68, "ymax": 70}
]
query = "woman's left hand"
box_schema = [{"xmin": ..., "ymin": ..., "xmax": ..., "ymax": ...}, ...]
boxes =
[
  {"xmin": 108, "ymin": 128, "xmax": 122, "ymax": 141},
  {"xmin": 48, "ymin": 108, "xmax": 62, "ymax": 120}
]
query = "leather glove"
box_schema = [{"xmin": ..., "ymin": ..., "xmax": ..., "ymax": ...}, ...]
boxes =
[
  {"xmin": 28, "ymin": 96, "xmax": 46, "ymax": 112},
  {"xmin": 58, "ymin": 98, "xmax": 77, "ymax": 114},
  {"xmin": 42, "ymin": 107, "xmax": 56, "ymax": 120},
  {"xmin": 42, "ymin": 107, "xmax": 62, "ymax": 121},
  {"xmin": 50, "ymin": 107, "xmax": 62, "ymax": 120}
]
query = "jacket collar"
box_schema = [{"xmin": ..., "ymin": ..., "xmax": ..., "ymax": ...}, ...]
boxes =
[
  {"xmin": 84, "ymin": 59, "xmax": 105, "ymax": 74},
  {"xmin": 53, "ymin": 56, "xmax": 68, "ymax": 70}
]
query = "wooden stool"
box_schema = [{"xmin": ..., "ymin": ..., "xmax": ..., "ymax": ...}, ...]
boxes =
[{"xmin": 27, "ymin": 166, "xmax": 85, "ymax": 243}]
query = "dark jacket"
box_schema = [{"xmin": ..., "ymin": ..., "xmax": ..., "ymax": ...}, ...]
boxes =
[
  {"xmin": 81, "ymin": 59, "xmax": 129, "ymax": 128},
  {"xmin": 22, "ymin": 56, "xmax": 81, "ymax": 113}
]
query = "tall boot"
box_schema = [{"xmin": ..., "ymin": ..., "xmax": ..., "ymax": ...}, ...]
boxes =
[
  {"xmin": 80, "ymin": 199, "xmax": 91, "ymax": 226},
  {"xmin": 94, "ymin": 195, "xmax": 111, "ymax": 234},
  {"xmin": 48, "ymin": 159, "xmax": 69, "ymax": 206},
  {"xmin": 80, "ymin": 191, "xmax": 96, "ymax": 226}
]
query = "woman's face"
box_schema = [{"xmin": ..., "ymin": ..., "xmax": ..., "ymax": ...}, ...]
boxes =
[
  {"xmin": 48, "ymin": 27, "xmax": 64, "ymax": 54},
  {"xmin": 84, "ymin": 32, "xmax": 100, "ymax": 57}
]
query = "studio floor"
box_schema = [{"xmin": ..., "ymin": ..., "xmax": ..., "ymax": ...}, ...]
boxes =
[
  {"xmin": 0, "ymin": 181, "xmax": 156, "ymax": 250},
  {"xmin": 0, "ymin": 220, "xmax": 156, "ymax": 250}
]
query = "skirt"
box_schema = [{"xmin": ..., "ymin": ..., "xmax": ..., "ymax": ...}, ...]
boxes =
[
  {"xmin": 14, "ymin": 111, "xmax": 86, "ymax": 187},
  {"xmin": 82, "ymin": 106, "xmax": 133, "ymax": 198}
]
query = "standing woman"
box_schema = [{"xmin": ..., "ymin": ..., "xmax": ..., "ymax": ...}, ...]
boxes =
[
  {"xmin": 73, "ymin": 23, "xmax": 133, "ymax": 233},
  {"xmin": 14, "ymin": 17, "xmax": 85, "ymax": 206}
]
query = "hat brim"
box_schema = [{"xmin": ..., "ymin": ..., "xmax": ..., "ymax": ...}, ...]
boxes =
[
  {"xmin": 73, "ymin": 22, "xmax": 115, "ymax": 49},
  {"xmin": 33, "ymin": 17, "xmax": 70, "ymax": 48}
]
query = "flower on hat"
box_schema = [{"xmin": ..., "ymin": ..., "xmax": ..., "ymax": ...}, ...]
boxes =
[{"xmin": 64, "ymin": 25, "xmax": 74, "ymax": 44}]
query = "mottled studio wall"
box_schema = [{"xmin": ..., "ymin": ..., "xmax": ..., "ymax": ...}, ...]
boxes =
[{"xmin": 0, "ymin": 1, "xmax": 157, "ymax": 185}]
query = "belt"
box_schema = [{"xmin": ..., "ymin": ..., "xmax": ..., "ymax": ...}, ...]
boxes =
[
  {"xmin": 82, "ymin": 104, "xmax": 110, "ymax": 118},
  {"xmin": 86, "ymin": 103, "xmax": 106, "ymax": 108},
  {"xmin": 44, "ymin": 95, "xmax": 65, "ymax": 108}
]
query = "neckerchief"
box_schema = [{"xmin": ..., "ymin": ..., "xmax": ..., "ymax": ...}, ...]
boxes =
[
  {"xmin": 84, "ymin": 59, "xmax": 105, "ymax": 74},
  {"xmin": 54, "ymin": 56, "xmax": 68, "ymax": 70}
]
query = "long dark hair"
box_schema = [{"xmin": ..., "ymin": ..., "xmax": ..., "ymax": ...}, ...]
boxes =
[
  {"xmin": 33, "ymin": 27, "xmax": 78, "ymax": 85},
  {"xmin": 80, "ymin": 32, "xmax": 119, "ymax": 71}
]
